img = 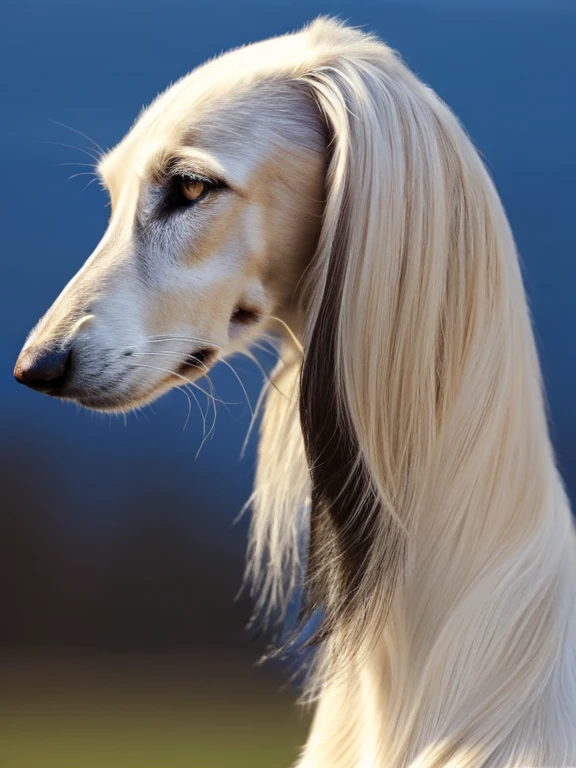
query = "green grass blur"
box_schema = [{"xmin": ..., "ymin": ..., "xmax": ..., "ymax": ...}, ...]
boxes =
[{"xmin": 1, "ymin": 655, "xmax": 309, "ymax": 768}]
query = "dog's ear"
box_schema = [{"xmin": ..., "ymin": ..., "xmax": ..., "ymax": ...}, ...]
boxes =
[
  {"xmin": 298, "ymin": 198, "xmax": 406, "ymax": 652},
  {"xmin": 297, "ymin": 43, "xmax": 478, "ymax": 663},
  {"xmin": 297, "ymin": 55, "xmax": 411, "ymax": 658}
]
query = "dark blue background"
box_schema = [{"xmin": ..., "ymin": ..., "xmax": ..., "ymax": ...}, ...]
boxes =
[{"xmin": 1, "ymin": 0, "xmax": 575, "ymax": 652}]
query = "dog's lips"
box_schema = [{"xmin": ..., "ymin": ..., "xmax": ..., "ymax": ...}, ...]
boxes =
[
  {"xmin": 62, "ymin": 390, "xmax": 135, "ymax": 412},
  {"xmin": 66, "ymin": 381, "xmax": 171, "ymax": 413},
  {"xmin": 175, "ymin": 347, "xmax": 215, "ymax": 376},
  {"xmin": 63, "ymin": 348, "xmax": 217, "ymax": 413}
]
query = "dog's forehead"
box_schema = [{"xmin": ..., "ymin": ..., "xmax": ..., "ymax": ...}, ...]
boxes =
[
  {"xmin": 101, "ymin": 96, "xmax": 287, "ymax": 195},
  {"xmin": 101, "ymin": 39, "xmax": 328, "ymax": 192},
  {"xmin": 99, "ymin": 22, "xmax": 336, "ymax": 196}
]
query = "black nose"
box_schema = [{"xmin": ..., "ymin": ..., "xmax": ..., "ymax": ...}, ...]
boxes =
[{"xmin": 14, "ymin": 346, "xmax": 72, "ymax": 394}]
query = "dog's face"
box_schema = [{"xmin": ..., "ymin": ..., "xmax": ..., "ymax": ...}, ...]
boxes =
[{"xmin": 14, "ymin": 35, "xmax": 325, "ymax": 411}]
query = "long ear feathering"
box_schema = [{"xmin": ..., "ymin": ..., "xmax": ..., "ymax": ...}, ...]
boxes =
[
  {"xmin": 247, "ymin": 346, "xmax": 311, "ymax": 629},
  {"xmin": 249, "ymin": 18, "xmax": 554, "ymax": 688}
]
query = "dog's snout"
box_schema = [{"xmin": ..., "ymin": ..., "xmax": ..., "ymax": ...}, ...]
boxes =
[{"xmin": 14, "ymin": 345, "xmax": 72, "ymax": 394}]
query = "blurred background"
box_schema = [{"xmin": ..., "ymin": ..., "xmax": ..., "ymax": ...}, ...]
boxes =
[{"xmin": 1, "ymin": 0, "xmax": 575, "ymax": 766}]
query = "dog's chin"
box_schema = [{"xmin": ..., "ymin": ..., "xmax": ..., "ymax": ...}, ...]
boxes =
[
  {"xmin": 66, "ymin": 378, "xmax": 183, "ymax": 414},
  {"xmin": 65, "ymin": 390, "xmax": 158, "ymax": 414}
]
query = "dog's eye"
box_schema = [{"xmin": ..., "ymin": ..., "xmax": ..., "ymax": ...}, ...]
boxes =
[
  {"xmin": 181, "ymin": 178, "xmax": 206, "ymax": 202},
  {"xmin": 166, "ymin": 174, "xmax": 214, "ymax": 210},
  {"xmin": 161, "ymin": 172, "xmax": 227, "ymax": 216}
]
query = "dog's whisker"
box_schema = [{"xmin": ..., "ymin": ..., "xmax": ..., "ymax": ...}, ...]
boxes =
[
  {"xmin": 130, "ymin": 352, "xmax": 232, "ymax": 405},
  {"xmin": 138, "ymin": 355, "xmax": 240, "ymax": 416},
  {"xmin": 55, "ymin": 162, "xmax": 98, "ymax": 169},
  {"xmin": 201, "ymin": 373, "xmax": 224, "ymax": 437},
  {"xmin": 132, "ymin": 350, "xmax": 213, "ymax": 361},
  {"xmin": 130, "ymin": 360, "xmax": 228, "ymax": 451},
  {"xmin": 241, "ymin": 349, "xmax": 283, "ymax": 396},
  {"xmin": 241, "ymin": 374, "xmax": 272, "ymax": 458},
  {"xmin": 49, "ymin": 118, "xmax": 106, "ymax": 157},
  {"xmin": 130, "ymin": 361, "xmax": 192, "ymax": 386},
  {"xmin": 40, "ymin": 140, "xmax": 101, "ymax": 163},
  {"xmin": 143, "ymin": 336, "xmax": 222, "ymax": 350},
  {"xmin": 267, "ymin": 315, "xmax": 303, "ymax": 354},
  {"xmin": 178, "ymin": 384, "xmax": 194, "ymax": 433},
  {"xmin": 130, "ymin": 362, "xmax": 206, "ymax": 436},
  {"xmin": 189, "ymin": 375, "xmax": 218, "ymax": 455},
  {"xmin": 132, "ymin": 349, "xmax": 214, "ymax": 373},
  {"xmin": 218, "ymin": 358, "xmax": 254, "ymax": 418},
  {"xmin": 77, "ymin": 177, "xmax": 100, "ymax": 198},
  {"xmin": 183, "ymin": 383, "xmax": 204, "ymax": 436},
  {"xmin": 139, "ymin": 339, "xmax": 273, "ymax": 414},
  {"xmin": 193, "ymin": 371, "xmax": 224, "ymax": 450},
  {"xmin": 193, "ymin": 384, "xmax": 217, "ymax": 457},
  {"xmin": 66, "ymin": 171, "xmax": 98, "ymax": 183}
]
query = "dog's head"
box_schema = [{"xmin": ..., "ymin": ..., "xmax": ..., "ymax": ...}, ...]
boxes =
[{"xmin": 14, "ymin": 28, "xmax": 327, "ymax": 411}]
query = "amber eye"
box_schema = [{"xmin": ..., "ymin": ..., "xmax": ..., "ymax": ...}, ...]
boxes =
[
  {"xmin": 163, "ymin": 173, "xmax": 224, "ymax": 214},
  {"xmin": 180, "ymin": 178, "xmax": 206, "ymax": 202}
]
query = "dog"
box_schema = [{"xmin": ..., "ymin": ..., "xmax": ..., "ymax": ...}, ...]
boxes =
[{"xmin": 14, "ymin": 18, "xmax": 576, "ymax": 768}]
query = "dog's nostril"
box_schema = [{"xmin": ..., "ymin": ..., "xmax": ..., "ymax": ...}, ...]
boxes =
[{"xmin": 14, "ymin": 346, "xmax": 72, "ymax": 394}]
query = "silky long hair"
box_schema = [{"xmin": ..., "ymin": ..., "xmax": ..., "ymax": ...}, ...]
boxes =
[{"xmin": 248, "ymin": 20, "xmax": 576, "ymax": 767}]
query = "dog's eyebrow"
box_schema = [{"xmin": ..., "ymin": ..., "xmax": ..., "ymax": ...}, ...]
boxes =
[{"xmin": 147, "ymin": 150, "xmax": 242, "ymax": 194}]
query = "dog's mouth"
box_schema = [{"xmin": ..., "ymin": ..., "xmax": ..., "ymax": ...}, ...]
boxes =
[
  {"xmin": 175, "ymin": 347, "xmax": 215, "ymax": 376},
  {"xmin": 63, "ymin": 346, "xmax": 218, "ymax": 413}
]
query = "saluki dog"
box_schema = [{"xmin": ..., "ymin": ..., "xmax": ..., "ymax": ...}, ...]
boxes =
[{"xmin": 14, "ymin": 19, "xmax": 576, "ymax": 768}]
